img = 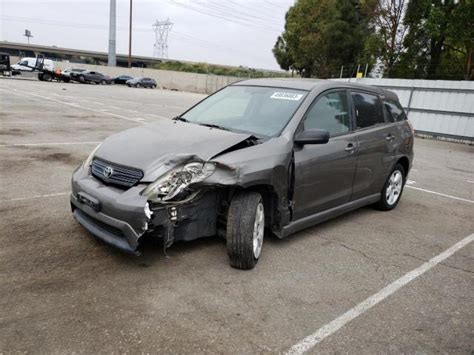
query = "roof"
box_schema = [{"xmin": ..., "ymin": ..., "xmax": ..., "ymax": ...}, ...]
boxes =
[{"xmin": 232, "ymin": 78, "xmax": 399, "ymax": 101}]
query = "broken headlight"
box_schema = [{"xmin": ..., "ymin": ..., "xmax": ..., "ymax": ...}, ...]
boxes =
[{"xmin": 142, "ymin": 162, "xmax": 216, "ymax": 202}]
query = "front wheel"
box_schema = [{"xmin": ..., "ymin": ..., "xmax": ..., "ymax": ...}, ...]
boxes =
[
  {"xmin": 226, "ymin": 192, "xmax": 265, "ymax": 270},
  {"xmin": 100, "ymin": 79, "xmax": 106, "ymax": 85},
  {"xmin": 375, "ymin": 163, "xmax": 406, "ymax": 211},
  {"xmin": 136, "ymin": 83, "xmax": 141, "ymax": 88}
]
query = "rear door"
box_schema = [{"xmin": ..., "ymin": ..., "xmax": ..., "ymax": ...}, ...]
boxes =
[
  {"xmin": 350, "ymin": 91, "xmax": 396, "ymax": 200},
  {"xmin": 293, "ymin": 90, "xmax": 358, "ymax": 219}
]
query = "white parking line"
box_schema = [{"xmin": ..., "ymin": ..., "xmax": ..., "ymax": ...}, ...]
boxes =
[
  {"xmin": 0, "ymin": 141, "xmax": 100, "ymax": 147},
  {"xmin": 287, "ymin": 233, "xmax": 474, "ymax": 355},
  {"xmin": 406, "ymin": 186, "xmax": 474, "ymax": 204},
  {"xmin": 0, "ymin": 86, "xmax": 144, "ymax": 124},
  {"xmin": 147, "ymin": 113, "xmax": 169, "ymax": 119},
  {"xmin": 467, "ymin": 180, "xmax": 474, "ymax": 184},
  {"xmin": 0, "ymin": 192, "xmax": 69, "ymax": 203}
]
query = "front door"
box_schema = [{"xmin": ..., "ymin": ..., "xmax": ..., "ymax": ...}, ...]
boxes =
[{"xmin": 293, "ymin": 90, "xmax": 358, "ymax": 220}]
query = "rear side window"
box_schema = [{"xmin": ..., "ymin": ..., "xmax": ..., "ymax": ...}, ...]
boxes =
[
  {"xmin": 351, "ymin": 92, "xmax": 384, "ymax": 129},
  {"xmin": 304, "ymin": 91, "xmax": 350, "ymax": 136},
  {"xmin": 383, "ymin": 100, "xmax": 407, "ymax": 122}
]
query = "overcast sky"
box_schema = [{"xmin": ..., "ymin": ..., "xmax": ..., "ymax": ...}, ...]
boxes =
[{"xmin": 0, "ymin": 0, "xmax": 293, "ymax": 70}]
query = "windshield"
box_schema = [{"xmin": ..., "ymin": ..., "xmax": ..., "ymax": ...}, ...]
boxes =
[{"xmin": 181, "ymin": 86, "xmax": 308, "ymax": 137}]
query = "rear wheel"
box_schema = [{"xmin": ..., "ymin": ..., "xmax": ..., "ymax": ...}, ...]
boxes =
[
  {"xmin": 100, "ymin": 79, "xmax": 106, "ymax": 85},
  {"xmin": 151, "ymin": 84, "xmax": 157, "ymax": 89},
  {"xmin": 375, "ymin": 163, "xmax": 405, "ymax": 211},
  {"xmin": 78, "ymin": 75, "xmax": 85, "ymax": 83},
  {"xmin": 136, "ymin": 83, "xmax": 141, "ymax": 88},
  {"xmin": 226, "ymin": 192, "xmax": 265, "ymax": 270}
]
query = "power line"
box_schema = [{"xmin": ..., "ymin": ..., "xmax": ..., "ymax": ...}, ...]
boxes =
[{"xmin": 166, "ymin": 0, "xmax": 282, "ymax": 32}]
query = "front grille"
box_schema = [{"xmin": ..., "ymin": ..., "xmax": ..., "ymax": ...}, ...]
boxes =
[{"xmin": 91, "ymin": 158, "xmax": 143, "ymax": 188}]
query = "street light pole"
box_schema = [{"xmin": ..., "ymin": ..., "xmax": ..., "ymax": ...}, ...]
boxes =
[{"xmin": 128, "ymin": 0, "xmax": 133, "ymax": 68}]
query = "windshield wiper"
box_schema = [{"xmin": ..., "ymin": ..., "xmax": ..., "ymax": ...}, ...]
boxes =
[
  {"xmin": 172, "ymin": 116, "xmax": 189, "ymax": 123},
  {"xmin": 197, "ymin": 123, "xmax": 231, "ymax": 131}
]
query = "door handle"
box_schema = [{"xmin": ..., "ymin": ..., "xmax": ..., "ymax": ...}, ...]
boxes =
[
  {"xmin": 385, "ymin": 134, "xmax": 395, "ymax": 141},
  {"xmin": 344, "ymin": 143, "xmax": 356, "ymax": 152}
]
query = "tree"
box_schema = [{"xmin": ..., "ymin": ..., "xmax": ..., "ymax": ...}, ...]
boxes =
[
  {"xmin": 272, "ymin": 36, "xmax": 292, "ymax": 72},
  {"xmin": 397, "ymin": 0, "xmax": 472, "ymax": 80},
  {"xmin": 367, "ymin": 0, "xmax": 408, "ymax": 77},
  {"xmin": 273, "ymin": 0, "xmax": 371, "ymax": 78}
]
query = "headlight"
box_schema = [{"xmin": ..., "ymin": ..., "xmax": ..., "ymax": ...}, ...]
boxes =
[
  {"xmin": 142, "ymin": 162, "xmax": 215, "ymax": 202},
  {"xmin": 83, "ymin": 143, "xmax": 101, "ymax": 169}
]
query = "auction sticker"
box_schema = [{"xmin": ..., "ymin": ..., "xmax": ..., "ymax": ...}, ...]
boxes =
[{"xmin": 270, "ymin": 92, "xmax": 304, "ymax": 101}]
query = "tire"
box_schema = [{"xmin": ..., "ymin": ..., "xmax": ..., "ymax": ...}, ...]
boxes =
[
  {"xmin": 79, "ymin": 75, "xmax": 85, "ymax": 83},
  {"xmin": 226, "ymin": 192, "xmax": 265, "ymax": 270},
  {"xmin": 136, "ymin": 83, "xmax": 141, "ymax": 88},
  {"xmin": 151, "ymin": 84, "xmax": 157, "ymax": 89},
  {"xmin": 375, "ymin": 163, "xmax": 406, "ymax": 211},
  {"xmin": 42, "ymin": 73, "xmax": 52, "ymax": 81},
  {"xmin": 100, "ymin": 79, "xmax": 106, "ymax": 85}
]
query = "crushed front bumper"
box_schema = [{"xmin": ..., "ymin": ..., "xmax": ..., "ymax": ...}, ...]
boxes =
[
  {"xmin": 71, "ymin": 167, "xmax": 150, "ymax": 255},
  {"xmin": 71, "ymin": 166, "xmax": 220, "ymax": 255}
]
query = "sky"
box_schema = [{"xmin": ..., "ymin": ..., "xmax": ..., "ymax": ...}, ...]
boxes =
[{"xmin": 0, "ymin": 0, "xmax": 293, "ymax": 70}]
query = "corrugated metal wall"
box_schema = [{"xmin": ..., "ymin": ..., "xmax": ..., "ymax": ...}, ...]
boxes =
[{"xmin": 332, "ymin": 78, "xmax": 474, "ymax": 141}]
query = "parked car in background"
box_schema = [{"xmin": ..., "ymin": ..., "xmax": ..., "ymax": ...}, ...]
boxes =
[
  {"xmin": 114, "ymin": 75, "xmax": 134, "ymax": 85},
  {"xmin": 61, "ymin": 68, "xmax": 86, "ymax": 82},
  {"xmin": 71, "ymin": 79, "xmax": 414, "ymax": 270},
  {"xmin": 77, "ymin": 70, "xmax": 112, "ymax": 85},
  {"xmin": 126, "ymin": 77, "xmax": 157, "ymax": 88}
]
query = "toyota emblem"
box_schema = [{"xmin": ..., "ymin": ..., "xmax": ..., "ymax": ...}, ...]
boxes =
[{"xmin": 103, "ymin": 166, "xmax": 114, "ymax": 178}]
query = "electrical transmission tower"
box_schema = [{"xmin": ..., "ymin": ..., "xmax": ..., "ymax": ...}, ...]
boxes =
[{"xmin": 153, "ymin": 19, "xmax": 173, "ymax": 59}]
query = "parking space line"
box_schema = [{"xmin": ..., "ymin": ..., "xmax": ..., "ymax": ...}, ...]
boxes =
[
  {"xmin": 0, "ymin": 192, "xmax": 69, "ymax": 203},
  {"xmin": 406, "ymin": 186, "xmax": 474, "ymax": 204},
  {"xmin": 286, "ymin": 233, "xmax": 474, "ymax": 355},
  {"xmin": 0, "ymin": 141, "xmax": 100, "ymax": 147},
  {"xmin": 0, "ymin": 86, "xmax": 144, "ymax": 124}
]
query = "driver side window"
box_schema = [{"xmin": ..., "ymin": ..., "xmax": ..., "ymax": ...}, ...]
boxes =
[{"xmin": 304, "ymin": 91, "xmax": 350, "ymax": 137}]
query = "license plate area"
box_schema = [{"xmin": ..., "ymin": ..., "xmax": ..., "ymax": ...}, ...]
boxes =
[{"xmin": 77, "ymin": 192, "xmax": 100, "ymax": 212}]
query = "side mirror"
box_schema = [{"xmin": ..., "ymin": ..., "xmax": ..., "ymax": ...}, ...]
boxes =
[{"xmin": 294, "ymin": 129, "xmax": 330, "ymax": 145}]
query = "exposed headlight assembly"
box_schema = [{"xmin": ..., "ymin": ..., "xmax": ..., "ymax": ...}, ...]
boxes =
[
  {"xmin": 142, "ymin": 162, "xmax": 216, "ymax": 203},
  {"xmin": 83, "ymin": 143, "xmax": 102, "ymax": 169}
]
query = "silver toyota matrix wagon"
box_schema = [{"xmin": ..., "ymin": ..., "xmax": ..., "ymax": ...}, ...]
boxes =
[{"xmin": 71, "ymin": 79, "xmax": 414, "ymax": 269}]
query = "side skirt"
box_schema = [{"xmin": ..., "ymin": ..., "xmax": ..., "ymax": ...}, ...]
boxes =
[{"xmin": 279, "ymin": 193, "xmax": 380, "ymax": 238}]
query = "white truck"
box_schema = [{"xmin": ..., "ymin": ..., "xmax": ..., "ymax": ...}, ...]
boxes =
[{"xmin": 11, "ymin": 57, "xmax": 54, "ymax": 73}]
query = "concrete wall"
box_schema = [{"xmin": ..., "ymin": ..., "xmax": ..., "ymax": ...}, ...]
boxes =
[{"xmin": 54, "ymin": 61, "xmax": 241, "ymax": 94}]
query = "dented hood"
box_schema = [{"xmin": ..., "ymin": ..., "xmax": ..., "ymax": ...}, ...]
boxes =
[{"xmin": 95, "ymin": 119, "xmax": 252, "ymax": 181}]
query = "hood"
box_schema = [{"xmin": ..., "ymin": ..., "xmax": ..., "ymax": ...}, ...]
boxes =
[{"xmin": 95, "ymin": 119, "xmax": 253, "ymax": 182}]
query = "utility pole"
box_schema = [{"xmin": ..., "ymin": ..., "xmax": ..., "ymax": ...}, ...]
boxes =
[
  {"xmin": 128, "ymin": 0, "xmax": 133, "ymax": 68},
  {"xmin": 153, "ymin": 19, "xmax": 173, "ymax": 59},
  {"xmin": 108, "ymin": 0, "xmax": 116, "ymax": 66}
]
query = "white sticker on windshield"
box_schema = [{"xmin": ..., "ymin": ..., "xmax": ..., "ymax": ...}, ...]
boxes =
[{"xmin": 270, "ymin": 92, "xmax": 304, "ymax": 101}]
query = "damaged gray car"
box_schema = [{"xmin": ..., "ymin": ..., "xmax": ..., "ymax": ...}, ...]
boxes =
[{"xmin": 71, "ymin": 79, "xmax": 414, "ymax": 269}]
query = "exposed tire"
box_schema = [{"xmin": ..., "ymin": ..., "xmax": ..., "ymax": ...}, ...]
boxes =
[
  {"xmin": 151, "ymin": 84, "xmax": 156, "ymax": 89},
  {"xmin": 78, "ymin": 75, "xmax": 85, "ymax": 83},
  {"xmin": 136, "ymin": 83, "xmax": 141, "ymax": 88},
  {"xmin": 226, "ymin": 192, "xmax": 265, "ymax": 270},
  {"xmin": 100, "ymin": 79, "xmax": 106, "ymax": 85},
  {"xmin": 375, "ymin": 163, "xmax": 406, "ymax": 211}
]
